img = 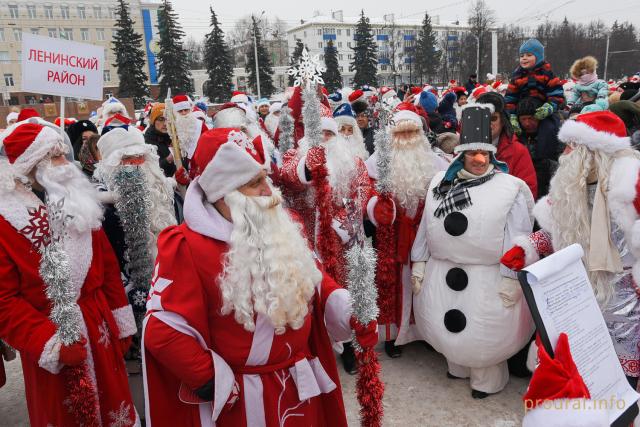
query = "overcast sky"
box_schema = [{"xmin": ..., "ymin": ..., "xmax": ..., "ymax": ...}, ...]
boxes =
[{"xmin": 172, "ymin": 0, "xmax": 640, "ymax": 41}]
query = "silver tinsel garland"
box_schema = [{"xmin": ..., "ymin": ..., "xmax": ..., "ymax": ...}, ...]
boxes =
[
  {"xmin": 278, "ymin": 105, "xmax": 295, "ymax": 155},
  {"xmin": 112, "ymin": 166, "xmax": 154, "ymax": 296},
  {"xmin": 374, "ymin": 128, "xmax": 392, "ymax": 196},
  {"xmin": 302, "ymin": 86, "xmax": 323, "ymax": 149},
  {"xmin": 39, "ymin": 197, "xmax": 82, "ymax": 346},
  {"xmin": 346, "ymin": 242, "xmax": 379, "ymax": 352}
]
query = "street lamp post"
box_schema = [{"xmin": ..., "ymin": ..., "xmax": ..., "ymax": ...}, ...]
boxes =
[
  {"xmin": 604, "ymin": 32, "xmax": 610, "ymax": 81},
  {"xmin": 252, "ymin": 11, "xmax": 265, "ymax": 99},
  {"xmin": 472, "ymin": 34, "xmax": 480, "ymax": 79}
]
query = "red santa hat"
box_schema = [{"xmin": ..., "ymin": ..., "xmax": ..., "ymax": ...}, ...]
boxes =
[
  {"xmin": 192, "ymin": 106, "xmax": 207, "ymax": 122},
  {"xmin": 54, "ymin": 117, "xmax": 76, "ymax": 127},
  {"xmin": 392, "ymin": 102, "xmax": 422, "ymax": 128},
  {"xmin": 191, "ymin": 128, "xmax": 269, "ymax": 202},
  {"xmin": 212, "ymin": 102, "xmax": 248, "ymax": 128},
  {"xmin": 172, "ymin": 94, "xmax": 192, "ymax": 112},
  {"xmin": 629, "ymin": 75, "xmax": 640, "ymax": 84},
  {"xmin": 17, "ymin": 108, "xmax": 40, "ymax": 122},
  {"xmin": 558, "ymin": 110, "xmax": 629, "ymax": 154},
  {"xmin": 349, "ymin": 89, "xmax": 366, "ymax": 104},
  {"xmin": 3, "ymin": 123, "xmax": 63, "ymax": 177},
  {"xmin": 379, "ymin": 86, "xmax": 397, "ymax": 101},
  {"xmin": 470, "ymin": 85, "xmax": 488, "ymax": 101},
  {"xmin": 522, "ymin": 333, "xmax": 608, "ymax": 427},
  {"xmin": 230, "ymin": 91, "xmax": 249, "ymax": 104},
  {"xmin": 449, "ymin": 79, "xmax": 457, "ymax": 87}
]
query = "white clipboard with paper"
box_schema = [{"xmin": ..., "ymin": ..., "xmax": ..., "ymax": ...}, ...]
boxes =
[{"xmin": 518, "ymin": 244, "xmax": 640, "ymax": 426}]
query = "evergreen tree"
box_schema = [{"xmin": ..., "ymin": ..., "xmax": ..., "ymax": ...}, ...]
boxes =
[
  {"xmin": 157, "ymin": 0, "xmax": 193, "ymax": 98},
  {"xmin": 288, "ymin": 39, "xmax": 305, "ymax": 86},
  {"xmin": 350, "ymin": 10, "xmax": 378, "ymax": 87},
  {"xmin": 245, "ymin": 16, "xmax": 275, "ymax": 97},
  {"xmin": 112, "ymin": 0, "xmax": 149, "ymax": 108},
  {"xmin": 414, "ymin": 12, "xmax": 441, "ymax": 83},
  {"xmin": 203, "ymin": 6, "xmax": 234, "ymax": 103},
  {"xmin": 322, "ymin": 40, "xmax": 342, "ymax": 93}
]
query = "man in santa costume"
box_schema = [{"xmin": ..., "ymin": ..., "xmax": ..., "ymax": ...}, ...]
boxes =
[
  {"xmin": 0, "ymin": 123, "xmax": 138, "ymax": 426},
  {"xmin": 333, "ymin": 102, "xmax": 369, "ymax": 160},
  {"xmin": 365, "ymin": 103, "xmax": 448, "ymax": 358},
  {"xmin": 501, "ymin": 110, "xmax": 640, "ymax": 389},
  {"xmin": 411, "ymin": 104, "xmax": 535, "ymax": 398},
  {"xmin": 172, "ymin": 94, "xmax": 208, "ymax": 162},
  {"xmin": 142, "ymin": 127, "xmax": 376, "ymax": 426}
]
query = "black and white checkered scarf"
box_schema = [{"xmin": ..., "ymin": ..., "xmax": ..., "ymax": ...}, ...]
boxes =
[{"xmin": 433, "ymin": 171, "xmax": 497, "ymax": 218}]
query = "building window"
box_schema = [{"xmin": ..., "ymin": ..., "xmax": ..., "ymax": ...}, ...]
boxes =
[
  {"xmin": 48, "ymin": 28, "xmax": 58, "ymax": 38},
  {"xmin": 4, "ymin": 74, "xmax": 14, "ymax": 87},
  {"xmin": 61, "ymin": 28, "xmax": 73, "ymax": 40},
  {"xmin": 0, "ymin": 51, "xmax": 9, "ymax": 64},
  {"xmin": 347, "ymin": 42, "xmax": 352, "ymax": 48},
  {"xmin": 93, "ymin": 6, "xmax": 102, "ymax": 19},
  {"xmin": 77, "ymin": 6, "xmax": 85, "ymax": 19},
  {"xmin": 319, "ymin": 54, "xmax": 324, "ymax": 61},
  {"xmin": 61, "ymin": 6, "xmax": 70, "ymax": 19},
  {"xmin": 337, "ymin": 29, "xmax": 341, "ymax": 35},
  {"xmin": 31, "ymin": 28, "xmax": 39, "ymax": 35},
  {"xmin": 318, "ymin": 42, "xmax": 322, "ymax": 48},
  {"xmin": 13, "ymin": 29, "xmax": 22, "ymax": 41},
  {"xmin": 338, "ymin": 42, "xmax": 342, "ymax": 48},
  {"xmin": 44, "ymin": 5, "xmax": 53, "ymax": 19},
  {"xmin": 9, "ymin": 5, "xmax": 18, "ymax": 19},
  {"xmin": 103, "ymin": 70, "xmax": 111, "ymax": 82},
  {"xmin": 303, "ymin": 30, "xmax": 306, "ymax": 38},
  {"xmin": 96, "ymin": 28, "xmax": 105, "ymax": 41},
  {"xmin": 27, "ymin": 5, "xmax": 36, "ymax": 19},
  {"xmin": 338, "ymin": 54, "xmax": 343, "ymax": 60},
  {"xmin": 346, "ymin": 29, "xmax": 351, "ymax": 36},
  {"xmin": 108, "ymin": 8, "xmax": 115, "ymax": 19},
  {"xmin": 347, "ymin": 54, "xmax": 352, "ymax": 60},
  {"xmin": 317, "ymin": 29, "xmax": 321, "ymax": 35},
  {"xmin": 0, "ymin": 29, "xmax": 4, "ymax": 42},
  {"xmin": 81, "ymin": 28, "xmax": 89, "ymax": 41},
  {"xmin": 381, "ymin": 65, "xmax": 387, "ymax": 71}
]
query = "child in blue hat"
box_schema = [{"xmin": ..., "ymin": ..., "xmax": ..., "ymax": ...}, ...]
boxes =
[{"xmin": 504, "ymin": 39, "xmax": 565, "ymax": 135}]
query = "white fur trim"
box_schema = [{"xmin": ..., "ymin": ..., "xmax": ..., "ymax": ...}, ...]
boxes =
[
  {"xmin": 102, "ymin": 101, "xmax": 127, "ymax": 118},
  {"xmin": 366, "ymin": 195, "xmax": 396, "ymax": 227},
  {"xmin": 12, "ymin": 126, "xmax": 62, "ymax": 177},
  {"xmin": 608, "ymin": 157, "xmax": 640, "ymax": 262},
  {"xmin": 334, "ymin": 115, "xmax": 358, "ymax": 131},
  {"xmin": 269, "ymin": 102, "xmax": 282, "ymax": 114},
  {"xmin": 526, "ymin": 340, "xmax": 538, "ymax": 372},
  {"xmin": 213, "ymin": 107, "xmax": 247, "ymax": 129},
  {"xmin": 461, "ymin": 102, "xmax": 495, "ymax": 114},
  {"xmin": 97, "ymin": 126, "xmax": 146, "ymax": 165},
  {"xmin": 199, "ymin": 132, "xmax": 267, "ymax": 203},
  {"xmin": 173, "ymin": 101, "xmax": 191, "ymax": 112},
  {"xmin": 381, "ymin": 89, "xmax": 397, "ymax": 100},
  {"xmin": 321, "ymin": 117, "xmax": 338, "ymax": 135},
  {"xmin": 393, "ymin": 110, "xmax": 422, "ymax": 127},
  {"xmin": 512, "ymin": 234, "xmax": 540, "ymax": 267},
  {"xmin": 559, "ymin": 119, "xmax": 630, "ymax": 154},
  {"xmin": 324, "ymin": 289, "xmax": 353, "ymax": 343},
  {"xmin": 331, "ymin": 219, "xmax": 349, "ymax": 245},
  {"xmin": 38, "ymin": 333, "xmax": 63, "ymax": 374},
  {"xmin": 533, "ymin": 196, "xmax": 555, "ymax": 233},
  {"xmin": 230, "ymin": 93, "xmax": 249, "ymax": 104},
  {"xmin": 296, "ymin": 154, "xmax": 311, "ymax": 185},
  {"xmin": 453, "ymin": 142, "xmax": 497, "ymax": 153},
  {"xmin": 522, "ymin": 400, "xmax": 608, "ymax": 427},
  {"xmin": 112, "ymin": 305, "xmax": 137, "ymax": 338}
]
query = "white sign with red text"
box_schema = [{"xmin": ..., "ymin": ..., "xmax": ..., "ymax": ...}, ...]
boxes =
[{"xmin": 21, "ymin": 33, "xmax": 104, "ymax": 100}]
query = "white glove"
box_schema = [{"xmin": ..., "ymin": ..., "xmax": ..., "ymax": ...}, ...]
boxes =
[
  {"xmin": 498, "ymin": 277, "xmax": 523, "ymax": 307},
  {"xmin": 411, "ymin": 262, "xmax": 426, "ymax": 295}
]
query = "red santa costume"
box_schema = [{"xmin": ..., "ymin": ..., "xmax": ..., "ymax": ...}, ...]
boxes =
[
  {"xmin": 143, "ymin": 128, "xmax": 374, "ymax": 427},
  {"xmin": 172, "ymin": 94, "xmax": 208, "ymax": 160},
  {"xmin": 279, "ymin": 117, "xmax": 376, "ymax": 287},
  {"xmin": 364, "ymin": 106, "xmax": 449, "ymax": 352},
  {"xmin": 0, "ymin": 123, "xmax": 138, "ymax": 426}
]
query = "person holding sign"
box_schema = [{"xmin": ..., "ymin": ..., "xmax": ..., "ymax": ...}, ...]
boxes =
[
  {"xmin": 501, "ymin": 110, "xmax": 640, "ymax": 389},
  {"xmin": 411, "ymin": 104, "xmax": 535, "ymax": 398}
]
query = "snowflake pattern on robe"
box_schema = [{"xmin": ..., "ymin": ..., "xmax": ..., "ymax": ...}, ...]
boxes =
[
  {"xmin": 19, "ymin": 205, "xmax": 51, "ymax": 251},
  {"xmin": 108, "ymin": 401, "xmax": 133, "ymax": 427},
  {"xmin": 98, "ymin": 320, "xmax": 111, "ymax": 348}
]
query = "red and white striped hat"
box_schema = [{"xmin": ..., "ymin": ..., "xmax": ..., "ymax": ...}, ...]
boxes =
[
  {"xmin": 172, "ymin": 94, "xmax": 192, "ymax": 112},
  {"xmin": 3, "ymin": 123, "xmax": 63, "ymax": 176}
]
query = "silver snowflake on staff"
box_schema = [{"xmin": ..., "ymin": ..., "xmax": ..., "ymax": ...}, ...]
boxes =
[
  {"xmin": 286, "ymin": 48, "xmax": 325, "ymax": 87},
  {"xmin": 108, "ymin": 401, "xmax": 133, "ymax": 427}
]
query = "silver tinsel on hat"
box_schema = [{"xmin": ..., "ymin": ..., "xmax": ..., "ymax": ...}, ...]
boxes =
[
  {"xmin": 278, "ymin": 105, "xmax": 295, "ymax": 155},
  {"xmin": 112, "ymin": 166, "xmax": 154, "ymax": 311},
  {"xmin": 374, "ymin": 128, "xmax": 392, "ymax": 196},
  {"xmin": 302, "ymin": 86, "xmax": 323, "ymax": 149},
  {"xmin": 39, "ymin": 198, "xmax": 82, "ymax": 346}
]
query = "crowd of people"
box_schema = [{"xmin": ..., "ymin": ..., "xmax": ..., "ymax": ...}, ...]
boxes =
[{"xmin": 0, "ymin": 37, "xmax": 640, "ymax": 426}]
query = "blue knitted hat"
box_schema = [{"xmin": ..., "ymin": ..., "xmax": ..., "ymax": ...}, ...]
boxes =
[
  {"xmin": 333, "ymin": 103, "xmax": 355, "ymax": 119},
  {"xmin": 519, "ymin": 39, "xmax": 544, "ymax": 67},
  {"xmin": 419, "ymin": 91, "xmax": 438, "ymax": 114}
]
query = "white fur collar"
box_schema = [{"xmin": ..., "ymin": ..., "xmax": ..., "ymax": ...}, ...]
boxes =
[{"xmin": 183, "ymin": 178, "xmax": 233, "ymax": 243}]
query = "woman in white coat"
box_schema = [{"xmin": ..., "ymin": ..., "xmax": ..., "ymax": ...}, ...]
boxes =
[{"xmin": 410, "ymin": 104, "xmax": 535, "ymax": 398}]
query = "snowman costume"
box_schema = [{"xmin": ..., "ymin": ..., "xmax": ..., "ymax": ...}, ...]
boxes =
[{"xmin": 411, "ymin": 104, "xmax": 535, "ymax": 394}]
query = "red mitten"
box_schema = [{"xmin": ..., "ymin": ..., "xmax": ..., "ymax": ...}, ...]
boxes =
[
  {"xmin": 119, "ymin": 337, "xmax": 132, "ymax": 357},
  {"xmin": 373, "ymin": 197, "xmax": 395, "ymax": 225},
  {"xmin": 350, "ymin": 317, "xmax": 378, "ymax": 349},
  {"xmin": 175, "ymin": 166, "xmax": 190, "ymax": 186},
  {"xmin": 501, "ymin": 246, "xmax": 526, "ymax": 271},
  {"xmin": 305, "ymin": 146, "xmax": 327, "ymax": 176},
  {"xmin": 59, "ymin": 338, "xmax": 88, "ymax": 366}
]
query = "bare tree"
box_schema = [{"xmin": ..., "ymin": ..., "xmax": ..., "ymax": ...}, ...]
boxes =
[{"xmin": 463, "ymin": 0, "xmax": 496, "ymax": 81}]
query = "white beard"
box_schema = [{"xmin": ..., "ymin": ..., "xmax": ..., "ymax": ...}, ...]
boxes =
[
  {"xmin": 175, "ymin": 112, "xmax": 201, "ymax": 158},
  {"xmin": 219, "ymin": 187, "xmax": 321, "ymax": 334},
  {"xmin": 326, "ymin": 136, "xmax": 359, "ymax": 203},
  {"xmin": 342, "ymin": 130, "xmax": 369, "ymax": 161},
  {"xmin": 389, "ymin": 128, "xmax": 435, "ymax": 217},
  {"xmin": 264, "ymin": 113, "xmax": 280, "ymax": 137},
  {"xmin": 35, "ymin": 161, "xmax": 104, "ymax": 234}
]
